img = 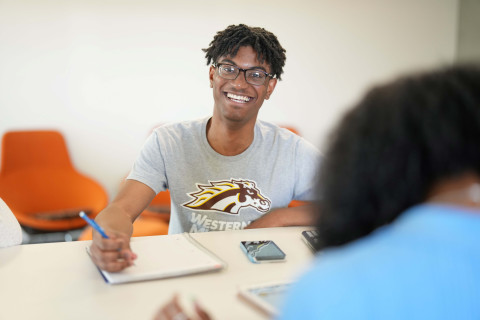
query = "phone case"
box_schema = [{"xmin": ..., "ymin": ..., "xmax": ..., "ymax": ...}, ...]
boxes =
[
  {"xmin": 240, "ymin": 240, "xmax": 286, "ymax": 263},
  {"xmin": 301, "ymin": 230, "xmax": 320, "ymax": 251}
]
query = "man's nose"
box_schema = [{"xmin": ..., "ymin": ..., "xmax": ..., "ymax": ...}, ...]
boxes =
[{"xmin": 231, "ymin": 71, "xmax": 249, "ymax": 88}]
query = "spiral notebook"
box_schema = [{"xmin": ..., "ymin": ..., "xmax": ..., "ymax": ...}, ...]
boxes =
[{"xmin": 87, "ymin": 233, "xmax": 226, "ymax": 284}]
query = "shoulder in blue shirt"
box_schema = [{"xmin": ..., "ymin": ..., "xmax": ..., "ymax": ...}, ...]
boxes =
[{"xmin": 279, "ymin": 204, "xmax": 480, "ymax": 320}]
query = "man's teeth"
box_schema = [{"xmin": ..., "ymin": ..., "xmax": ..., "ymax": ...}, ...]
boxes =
[{"xmin": 227, "ymin": 93, "xmax": 251, "ymax": 102}]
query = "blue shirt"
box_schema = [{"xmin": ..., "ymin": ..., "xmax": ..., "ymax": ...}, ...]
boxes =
[{"xmin": 279, "ymin": 204, "xmax": 480, "ymax": 320}]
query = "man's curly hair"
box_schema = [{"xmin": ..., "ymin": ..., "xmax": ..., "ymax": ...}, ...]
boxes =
[{"xmin": 202, "ymin": 24, "xmax": 286, "ymax": 80}]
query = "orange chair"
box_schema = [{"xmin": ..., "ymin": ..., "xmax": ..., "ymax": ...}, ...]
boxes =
[
  {"xmin": 281, "ymin": 125, "xmax": 301, "ymax": 136},
  {"xmin": 288, "ymin": 200, "xmax": 308, "ymax": 207},
  {"xmin": 0, "ymin": 130, "xmax": 108, "ymax": 231},
  {"xmin": 141, "ymin": 189, "xmax": 171, "ymax": 221}
]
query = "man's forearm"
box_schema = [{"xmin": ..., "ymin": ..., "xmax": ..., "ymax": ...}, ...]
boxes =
[
  {"xmin": 94, "ymin": 203, "xmax": 135, "ymax": 237},
  {"xmin": 246, "ymin": 204, "xmax": 317, "ymax": 229}
]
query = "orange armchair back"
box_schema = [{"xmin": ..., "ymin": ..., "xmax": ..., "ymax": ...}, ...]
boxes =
[{"xmin": 0, "ymin": 130, "xmax": 108, "ymax": 231}]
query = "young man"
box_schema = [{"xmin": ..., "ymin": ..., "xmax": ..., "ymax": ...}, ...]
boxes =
[{"xmin": 90, "ymin": 24, "xmax": 321, "ymax": 272}]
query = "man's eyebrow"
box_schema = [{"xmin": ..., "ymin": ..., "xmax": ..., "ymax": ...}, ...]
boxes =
[{"xmin": 218, "ymin": 59, "xmax": 268, "ymax": 72}]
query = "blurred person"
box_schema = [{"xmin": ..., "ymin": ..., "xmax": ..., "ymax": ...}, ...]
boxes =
[
  {"xmin": 280, "ymin": 64, "xmax": 480, "ymax": 319},
  {"xmin": 90, "ymin": 24, "xmax": 321, "ymax": 272}
]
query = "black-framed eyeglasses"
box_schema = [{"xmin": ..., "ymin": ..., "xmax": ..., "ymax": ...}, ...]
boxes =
[{"xmin": 213, "ymin": 63, "xmax": 274, "ymax": 86}]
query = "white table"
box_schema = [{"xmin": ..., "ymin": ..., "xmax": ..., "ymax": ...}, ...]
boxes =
[{"xmin": 0, "ymin": 227, "xmax": 315, "ymax": 319}]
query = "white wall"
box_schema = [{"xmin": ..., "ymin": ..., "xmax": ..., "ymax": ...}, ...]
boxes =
[
  {"xmin": 0, "ymin": 0, "xmax": 458, "ymax": 199},
  {"xmin": 457, "ymin": 0, "xmax": 480, "ymax": 61}
]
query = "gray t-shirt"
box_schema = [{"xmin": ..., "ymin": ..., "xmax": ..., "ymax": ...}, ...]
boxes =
[{"xmin": 127, "ymin": 117, "xmax": 321, "ymax": 234}]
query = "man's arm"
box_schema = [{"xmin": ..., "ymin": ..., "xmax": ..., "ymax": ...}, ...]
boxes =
[
  {"xmin": 89, "ymin": 179, "xmax": 156, "ymax": 272},
  {"xmin": 245, "ymin": 203, "xmax": 317, "ymax": 229}
]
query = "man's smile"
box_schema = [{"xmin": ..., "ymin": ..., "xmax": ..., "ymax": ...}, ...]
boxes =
[{"xmin": 225, "ymin": 92, "xmax": 253, "ymax": 103}]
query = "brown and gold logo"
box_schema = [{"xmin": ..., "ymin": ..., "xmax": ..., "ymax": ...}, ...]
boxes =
[{"xmin": 183, "ymin": 179, "xmax": 271, "ymax": 214}]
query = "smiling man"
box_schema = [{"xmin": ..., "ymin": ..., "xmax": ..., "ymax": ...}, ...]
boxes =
[{"xmin": 90, "ymin": 24, "xmax": 321, "ymax": 272}]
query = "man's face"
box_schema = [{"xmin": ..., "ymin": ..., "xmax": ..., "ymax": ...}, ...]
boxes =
[{"xmin": 209, "ymin": 46, "xmax": 277, "ymax": 126}]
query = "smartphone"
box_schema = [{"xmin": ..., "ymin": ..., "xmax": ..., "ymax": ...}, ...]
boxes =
[
  {"xmin": 301, "ymin": 230, "xmax": 320, "ymax": 252},
  {"xmin": 240, "ymin": 240, "xmax": 286, "ymax": 263}
]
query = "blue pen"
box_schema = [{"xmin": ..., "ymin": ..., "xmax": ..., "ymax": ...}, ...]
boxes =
[{"xmin": 79, "ymin": 211, "xmax": 109, "ymax": 239}]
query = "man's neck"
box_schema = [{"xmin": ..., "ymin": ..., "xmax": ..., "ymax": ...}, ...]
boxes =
[{"xmin": 206, "ymin": 117, "xmax": 255, "ymax": 156}]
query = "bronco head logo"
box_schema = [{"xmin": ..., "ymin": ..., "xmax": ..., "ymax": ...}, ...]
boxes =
[{"xmin": 183, "ymin": 179, "xmax": 271, "ymax": 214}]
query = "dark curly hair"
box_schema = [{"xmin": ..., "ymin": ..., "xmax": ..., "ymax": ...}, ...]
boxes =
[
  {"xmin": 202, "ymin": 24, "xmax": 286, "ymax": 80},
  {"xmin": 315, "ymin": 64, "xmax": 480, "ymax": 250}
]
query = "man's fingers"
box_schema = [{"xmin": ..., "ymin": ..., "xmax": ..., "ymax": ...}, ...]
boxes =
[
  {"xmin": 99, "ymin": 259, "xmax": 130, "ymax": 272},
  {"xmin": 93, "ymin": 233, "xmax": 127, "ymax": 251},
  {"xmin": 120, "ymin": 248, "xmax": 137, "ymax": 261},
  {"xmin": 89, "ymin": 231, "xmax": 136, "ymax": 272},
  {"xmin": 91, "ymin": 246, "xmax": 123, "ymax": 261},
  {"xmin": 89, "ymin": 244, "xmax": 131, "ymax": 272}
]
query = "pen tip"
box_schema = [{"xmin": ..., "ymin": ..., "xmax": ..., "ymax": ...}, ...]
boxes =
[{"xmin": 79, "ymin": 211, "xmax": 85, "ymax": 217}]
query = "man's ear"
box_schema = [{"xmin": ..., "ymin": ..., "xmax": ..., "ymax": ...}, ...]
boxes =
[
  {"xmin": 265, "ymin": 78, "xmax": 277, "ymax": 100},
  {"xmin": 209, "ymin": 65, "xmax": 215, "ymax": 88}
]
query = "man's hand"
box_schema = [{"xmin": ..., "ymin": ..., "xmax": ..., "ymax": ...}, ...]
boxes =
[
  {"xmin": 89, "ymin": 229, "xmax": 137, "ymax": 272},
  {"xmin": 88, "ymin": 179, "xmax": 156, "ymax": 272}
]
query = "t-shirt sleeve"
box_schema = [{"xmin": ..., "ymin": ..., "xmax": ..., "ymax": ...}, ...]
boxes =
[
  {"xmin": 126, "ymin": 131, "xmax": 168, "ymax": 194},
  {"xmin": 293, "ymin": 138, "xmax": 322, "ymax": 201}
]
